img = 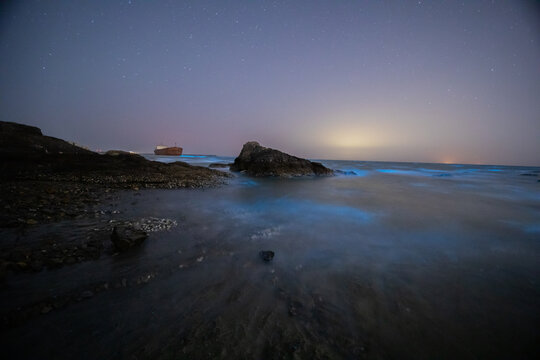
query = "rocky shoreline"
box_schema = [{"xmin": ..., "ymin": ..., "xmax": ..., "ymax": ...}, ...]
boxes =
[
  {"xmin": 0, "ymin": 123, "xmax": 336, "ymax": 280},
  {"xmin": 0, "ymin": 121, "xmax": 231, "ymax": 279},
  {"xmin": 0, "ymin": 122, "xmax": 339, "ymax": 335},
  {"xmin": 0, "ymin": 121, "xmax": 230, "ymax": 214}
]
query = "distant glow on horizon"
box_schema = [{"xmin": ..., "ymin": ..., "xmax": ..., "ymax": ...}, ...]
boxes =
[
  {"xmin": 317, "ymin": 113, "xmax": 397, "ymax": 149},
  {"xmin": 441, "ymin": 158, "xmax": 457, "ymax": 165},
  {"xmin": 0, "ymin": 1, "xmax": 539, "ymax": 165},
  {"xmin": 325, "ymin": 128, "xmax": 386, "ymax": 149}
]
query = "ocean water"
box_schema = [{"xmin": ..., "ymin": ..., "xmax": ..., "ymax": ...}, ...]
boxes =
[{"xmin": 2, "ymin": 156, "xmax": 540, "ymax": 359}]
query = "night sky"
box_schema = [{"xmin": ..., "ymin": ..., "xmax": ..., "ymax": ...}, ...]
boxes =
[{"xmin": 1, "ymin": 1, "xmax": 539, "ymax": 165}]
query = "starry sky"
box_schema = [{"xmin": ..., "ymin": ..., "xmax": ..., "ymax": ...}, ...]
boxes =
[{"xmin": 1, "ymin": 0, "xmax": 539, "ymax": 165}]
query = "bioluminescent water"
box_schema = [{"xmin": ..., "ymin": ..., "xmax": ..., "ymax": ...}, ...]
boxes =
[{"xmin": 2, "ymin": 158, "xmax": 539, "ymax": 359}]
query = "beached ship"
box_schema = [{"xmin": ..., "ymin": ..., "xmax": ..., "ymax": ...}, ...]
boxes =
[{"xmin": 154, "ymin": 145, "xmax": 183, "ymax": 156}]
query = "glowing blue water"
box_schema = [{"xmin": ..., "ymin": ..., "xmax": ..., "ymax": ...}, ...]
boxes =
[{"xmin": 3, "ymin": 156, "xmax": 539, "ymax": 359}]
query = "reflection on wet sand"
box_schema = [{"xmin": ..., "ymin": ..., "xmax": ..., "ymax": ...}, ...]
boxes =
[{"xmin": 1, "ymin": 161, "xmax": 539, "ymax": 359}]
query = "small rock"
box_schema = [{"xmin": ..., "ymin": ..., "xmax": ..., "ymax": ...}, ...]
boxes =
[
  {"xmin": 288, "ymin": 304, "xmax": 298, "ymax": 316},
  {"xmin": 260, "ymin": 250, "xmax": 275, "ymax": 262},
  {"xmin": 81, "ymin": 290, "xmax": 94, "ymax": 299},
  {"xmin": 208, "ymin": 162, "xmax": 232, "ymax": 168},
  {"xmin": 288, "ymin": 300, "xmax": 302, "ymax": 317},
  {"xmin": 110, "ymin": 225, "xmax": 147, "ymax": 251},
  {"xmin": 31, "ymin": 261, "xmax": 44, "ymax": 272}
]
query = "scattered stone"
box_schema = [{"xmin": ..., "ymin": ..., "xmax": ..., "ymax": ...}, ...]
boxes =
[
  {"xmin": 81, "ymin": 290, "xmax": 94, "ymax": 299},
  {"xmin": 230, "ymin": 141, "xmax": 333, "ymax": 177},
  {"xmin": 30, "ymin": 260, "xmax": 43, "ymax": 272},
  {"xmin": 41, "ymin": 305, "xmax": 53, "ymax": 314},
  {"xmin": 110, "ymin": 225, "xmax": 147, "ymax": 251},
  {"xmin": 0, "ymin": 121, "xmax": 231, "ymax": 229},
  {"xmin": 288, "ymin": 304, "xmax": 298, "ymax": 317},
  {"xmin": 288, "ymin": 300, "xmax": 303, "ymax": 317},
  {"xmin": 260, "ymin": 250, "xmax": 275, "ymax": 262},
  {"xmin": 133, "ymin": 217, "xmax": 177, "ymax": 232},
  {"xmin": 209, "ymin": 162, "xmax": 232, "ymax": 168}
]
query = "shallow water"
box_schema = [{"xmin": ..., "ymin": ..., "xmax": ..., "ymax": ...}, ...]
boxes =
[{"xmin": 2, "ymin": 158, "xmax": 540, "ymax": 359}]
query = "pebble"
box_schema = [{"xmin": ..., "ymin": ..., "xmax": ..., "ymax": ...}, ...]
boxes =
[
  {"xmin": 260, "ymin": 250, "xmax": 275, "ymax": 262},
  {"xmin": 81, "ymin": 290, "xmax": 94, "ymax": 299}
]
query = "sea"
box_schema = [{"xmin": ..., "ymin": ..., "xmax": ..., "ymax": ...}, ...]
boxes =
[{"xmin": 3, "ymin": 155, "xmax": 540, "ymax": 359}]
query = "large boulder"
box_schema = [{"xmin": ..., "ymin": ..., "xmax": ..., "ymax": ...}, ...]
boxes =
[{"xmin": 230, "ymin": 141, "xmax": 333, "ymax": 177}]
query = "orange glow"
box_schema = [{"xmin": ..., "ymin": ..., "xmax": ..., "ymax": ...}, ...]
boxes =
[{"xmin": 440, "ymin": 157, "xmax": 457, "ymax": 164}]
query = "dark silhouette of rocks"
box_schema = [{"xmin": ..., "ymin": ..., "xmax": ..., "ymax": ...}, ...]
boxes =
[
  {"xmin": 230, "ymin": 141, "xmax": 333, "ymax": 177},
  {"xmin": 209, "ymin": 162, "xmax": 233, "ymax": 168},
  {"xmin": 260, "ymin": 250, "xmax": 275, "ymax": 262},
  {"xmin": 110, "ymin": 225, "xmax": 147, "ymax": 252},
  {"xmin": 0, "ymin": 120, "xmax": 229, "ymax": 188},
  {"xmin": 0, "ymin": 120, "xmax": 230, "ymax": 229},
  {"xmin": 0, "ymin": 121, "xmax": 93, "ymax": 156}
]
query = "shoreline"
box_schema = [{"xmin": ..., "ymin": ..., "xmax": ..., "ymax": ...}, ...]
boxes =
[{"xmin": 0, "ymin": 121, "xmax": 230, "ymax": 279}]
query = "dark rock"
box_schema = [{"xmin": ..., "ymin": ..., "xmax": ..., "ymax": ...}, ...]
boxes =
[
  {"xmin": 104, "ymin": 150, "xmax": 144, "ymax": 159},
  {"xmin": 288, "ymin": 300, "xmax": 303, "ymax": 317},
  {"xmin": 335, "ymin": 169, "xmax": 357, "ymax": 176},
  {"xmin": 0, "ymin": 121, "xmax": 42, "ymax": 136},
  {"xmin": 260, "ymin": 250, "xmax": 275, "ymax": 262},
  {"xmin": 0, "ymin": 120, "xmax": 230, "ymax": 192},
  {"xmin": 209, "ymin": 162, "xmax": 232, "ymax": 168},
  {"xmin": 81, "ymin": 290, "xmax": 94, "ymax": 299},
  {"xmin": 520, "ymin": 173, "xmax": 538, "ymax": 177},
  {"xmin": 41, "ymin": 305, "xmax": 53, "ymax": 314},
  {"xmin": 0, "ymin": 120, "xmax": 92, "ymax": 156},
  {"xmin": 230, "ymin": 141, "xmax": 334, "ymax": 177},
  {"xmin": 30, "ymin": 260, "xmax": 44, "ymax": 272},
  {"xmin": 110, "ymin": 225, "xmax": 147, "ymax": 251}
]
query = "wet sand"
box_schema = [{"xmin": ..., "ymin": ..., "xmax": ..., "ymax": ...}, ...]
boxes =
[{"xmin": 1, "ymin": 164, "xmax": 539, "ymax": 359}]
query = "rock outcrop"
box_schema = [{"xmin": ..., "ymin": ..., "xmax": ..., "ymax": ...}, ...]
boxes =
[
  {"xmin": 0, "ymin": 120, "xmax": 230, "ymax": 188},
  {"xmin": 230, "ymin": 141, "xmax": 333, "ymax": 177},
  {"xmin": 209, "ymin": 162, "xmax": 233, "ymax": 168},
  {"xmin": 0, "ymin": 121, "xmax": 93, "ymax": 156},
  {"xmin": 110, "ymin": 225, "xmax": 148, "ymax": 252}
]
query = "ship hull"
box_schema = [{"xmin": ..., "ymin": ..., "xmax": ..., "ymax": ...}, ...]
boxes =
[{"xmin": 154, "ymin": 147, "xmax": 183, "ymax": 156}]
